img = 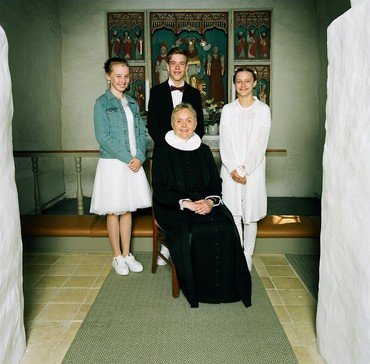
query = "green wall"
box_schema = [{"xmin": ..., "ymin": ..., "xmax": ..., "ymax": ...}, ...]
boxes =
[{"xmin": 0, "ymin": 0, "xmax": 65, "ymax": 213}]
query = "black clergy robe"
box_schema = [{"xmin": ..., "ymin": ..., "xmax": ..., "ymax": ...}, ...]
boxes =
[{"xmin": 152, "ymin": 142, "xmax": 252, "ymax": 308}]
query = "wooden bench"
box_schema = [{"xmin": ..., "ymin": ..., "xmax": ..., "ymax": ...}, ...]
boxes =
[{"xmin": 20, "ymin": 214, "xmax": 320, "ymax": 238}]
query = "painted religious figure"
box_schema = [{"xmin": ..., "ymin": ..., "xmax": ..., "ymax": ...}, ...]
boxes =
[
  {"xmin": 110, "ymin": 30, "xmax": 121, "ymax": 57},
  {"xmin": 133, "ymin": 30, "xmax": 144, "ymax": 59},
  {"xmin": 258, "ymin": 83, "xmax": 267, "ymax": 104},
  {"xmin": 235, "ymin": 31, "xmax": 247, "ymax": 59},
  {"xmin": 107, "ymin": 12, "xmax": 145, "ymax": 60},
  {"xmin": 207, "ymin": 46, "xmax": 225, "ymax": 102},
  {"xmin": 126, "ymin": 66, "xmax": 146, "ymax": 113},
  {"xmin": 247, "ymin": 29, "xmax": 257, "ymax": 59},
  {"xmin": 259, "ymin": 31, "xmax": 269, "ymax": 59},
  {"xmin": 122, "ymin": 31, "xmax": 133, "ymax": 59},
  {"xmin": 185, "ymin": 38, "xmax": 205, "ymax": 95},
  {"xmin": 135, "ymin": 84, "xmax": 145, "ymax": 111},
  {"xmin": 234, "ymin": 11, "xmax": 271, "ymax": 61},
  {"xmin": 155, "ymin": 43, "xmax": 169, "ymax": 84}
]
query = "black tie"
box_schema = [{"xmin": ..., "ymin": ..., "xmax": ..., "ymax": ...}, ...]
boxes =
[{"xmin": 169, "ymin": 85, "xmax": 185, "ymax": 92}]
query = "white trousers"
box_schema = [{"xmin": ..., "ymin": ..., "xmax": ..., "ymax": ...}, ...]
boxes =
[{"xmin": 233, "ymin": 216, "xmax": 257, "ymax": 271}]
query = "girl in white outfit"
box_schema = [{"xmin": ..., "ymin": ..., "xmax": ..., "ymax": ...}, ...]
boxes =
[{"xmin": 219, "ymin": 67, "xmax": 271, "ymax": 271}]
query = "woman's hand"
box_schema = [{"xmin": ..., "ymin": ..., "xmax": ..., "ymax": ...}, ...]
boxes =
[
  {"xmin": 129, "ymin": 158, "xmax": 141, "ymax": 172},
  {"xmin": 182, "ymin": 199, "xmax": 213, "ymax": 215},
  {"xmin": 230, "ymin": 170, "xmax": 247, "ymax": 185},
  {"xmin": 194, "ymin": 199, "xmax": 213, "ymax": 215}
]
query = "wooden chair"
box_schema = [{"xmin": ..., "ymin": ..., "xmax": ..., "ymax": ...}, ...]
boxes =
[{"xmin": 151, "ymin": 213, "xmax": 180, "ymax": 298}]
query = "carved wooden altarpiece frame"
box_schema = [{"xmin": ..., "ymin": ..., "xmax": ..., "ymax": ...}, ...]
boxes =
[{"xmin": 150, "ymin": 11, "xmax": 229, "ymax": 104}]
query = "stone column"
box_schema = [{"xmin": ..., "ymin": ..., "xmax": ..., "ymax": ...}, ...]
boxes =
[
  {"xmin": 0, "ymin": 26, "xmax": 26, "ymax": 363},
  {"xmin": 316, "ymin": 1, "xmax": 370, "ymax": 363}
]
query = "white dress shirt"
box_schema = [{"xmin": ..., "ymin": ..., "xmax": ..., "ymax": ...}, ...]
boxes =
[{"xmin": 168, "ymin": 79, "xmax": 184, "ymax": 107}]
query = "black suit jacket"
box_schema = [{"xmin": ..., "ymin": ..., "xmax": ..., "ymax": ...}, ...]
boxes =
[{"xmin": 147, "ymin": 80, "xmax": 204, "ymax": 145}]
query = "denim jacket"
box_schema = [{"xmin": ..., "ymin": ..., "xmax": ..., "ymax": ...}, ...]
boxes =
[{"xmin": 93, "ymin": 90, "xmax": 147, "ymax": 164}]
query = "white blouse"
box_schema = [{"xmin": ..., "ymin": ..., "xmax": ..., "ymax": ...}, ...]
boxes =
[
  {"xmin": 219, "ymin": 97, "xmax": 271, "ymax": 222},
  {"xmin": 121, "ymin": 98, "xmax": 136, "ymax": 156}
]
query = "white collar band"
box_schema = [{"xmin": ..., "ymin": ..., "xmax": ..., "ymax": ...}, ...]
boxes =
[{"xmin": 165, "ymin": 130, "xmax": 201, "ymax": 151}]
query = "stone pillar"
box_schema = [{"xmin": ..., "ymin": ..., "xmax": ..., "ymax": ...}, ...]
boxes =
[
  {"xmin": 316, "ymin": 1, "xmax": 370, "ymax": 363},
  {"xmin": 0, "ymin": 26, "xmax": 26, "ymax": 363}
]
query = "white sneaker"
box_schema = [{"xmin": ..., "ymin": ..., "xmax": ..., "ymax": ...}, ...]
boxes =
[
  {"xmin": 123, "ymin": 253, "xmax": 143, "ymax": 272},
  {"xmin": 157, "ymin": 245, "xmax": 170, "ymax": 266},
  {"xmin": 112, "ymin": 255, "xmax": 129, "ymax": 276}
]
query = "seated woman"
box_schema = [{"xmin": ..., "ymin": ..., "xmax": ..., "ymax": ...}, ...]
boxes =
[{"xmin": 152, "ymin": 103, "xmax": 252, "ymax": 308}]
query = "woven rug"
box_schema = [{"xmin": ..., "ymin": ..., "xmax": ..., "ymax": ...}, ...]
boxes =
[
  {"xmin": 286, "ymin": 254, "xmax": 320, "ymax": 300},
  {"xmin": 63, "ymin": 253, "xmax": 297, "ymax": 364}
]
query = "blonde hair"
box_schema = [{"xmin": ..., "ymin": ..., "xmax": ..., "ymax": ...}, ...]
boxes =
[{"xmin": 171, "ymin": 103, "xmax": 197, "ymax": 125}]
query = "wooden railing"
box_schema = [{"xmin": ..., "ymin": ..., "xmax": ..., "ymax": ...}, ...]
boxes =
[{"xmin": 14, "ymin": 147, "xmax": 286, "ymax": 216}]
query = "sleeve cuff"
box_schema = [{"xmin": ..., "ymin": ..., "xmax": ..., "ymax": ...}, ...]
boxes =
[
  {"xmin": 205, "ymin": 195, "xmax": 222, "ymax": 207},
  {"xmin": 179, "ymin": 198, "xmax": 191, "ymax": 210}
]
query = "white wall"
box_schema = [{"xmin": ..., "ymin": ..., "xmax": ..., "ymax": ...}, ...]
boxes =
[
  {"xmin": 0, "ymin": 0, "xmax": 65, "ymax": 213},
  {"xmin": 57, "ymin": 0, "xmax": 323, "ymax": 197},
  {"xmin": 316, "ymin": 1, "xmax": 370, "ymax": 362},
  {"xmin": 0, "ymin": 25, "xmax": 26, "ymax": 364}
]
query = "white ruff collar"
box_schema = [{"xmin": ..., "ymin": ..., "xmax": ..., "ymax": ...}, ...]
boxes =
[{"xmin": 165, "ymin": 130, "xmax": 201, "ymax": 151}]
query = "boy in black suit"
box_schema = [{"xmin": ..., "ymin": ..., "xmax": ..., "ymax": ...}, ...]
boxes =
[
  {"xmin": 148, "ymin": 47, "xmax": 204, "ymax": 145},
  {"xmin": 148, "ymin": 46, "xmax": 205, "ymax": 265}
]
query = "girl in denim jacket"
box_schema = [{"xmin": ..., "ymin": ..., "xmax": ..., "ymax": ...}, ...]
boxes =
[{"xmin": 90, "ymin": 57, "xmax": 151, "ymax": 275}]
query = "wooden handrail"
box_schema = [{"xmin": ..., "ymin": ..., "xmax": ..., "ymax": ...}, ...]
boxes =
[
  {"xmin": 14, "ymin": 148, "xmax": 286, "ymax": 156},
  {"xmin": 14, "ymin": 147, "xmax": 286, "ymax": 216}
]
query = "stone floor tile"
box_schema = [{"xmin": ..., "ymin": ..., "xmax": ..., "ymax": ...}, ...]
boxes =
[
  {"xmin": 80, "ymin": 254, "xmax": 110, "ymax": 265},
  {"xmin": 286, "ymin": 305, "xmax": 317, "ymax": 323},
  {"xmin": 266, "ymin": 289, "xmax": 282, "ymax": 305},
  {"xmin": 51, "ymin": 288, "xmax": 90, "ymax": 303},
  {"xmin": 24, "ymin": 303, "xmax": 46, "ymax": 321},
  {"xmin": 20, "ymin": 345, "xmax": 55, "ymax": 364},
  {"xmin": 85, "ymin": 289, "xmax": 99, "ymax": 304},
  {"xmin": 23, "ymin": 264, "xmax": 52, "ymax": 275},
  {"xmin": 254, "ymin": 263, "xmax": 269, "ymax": 277},
  {"xmin": 260, "ymin": 276, "xmax": 274, "ymax": 289},
  {"xmin": 52, "ymin": 344, "xmax": 70, "ymax": 363},
  {"xmin": 60, "ymin": 321, "xmax": 81, "ymax": 345},
  {"xmin": 24, "ymin": 288, "xmax": 60, "ymax": 304},
  {"xmin": 37, "ymin": 303, "xmax": 80, "ymax": 321},
  {"xmin": 282, "ymin": 323, "xmax": 303, "ymax": 346},
  {"xmin": 273, "ymin": 305, "xmax": 291, "ymax": 322},
  {"xmin": 278, "ymin": 289, "xmax": 316, "ymax": 305},
  {"xmin": 292, "ymin": 346, "xmax": 315, "ymax": 364},
  {"xmin": 44, "ymin": 264, "xmax": 78, "ymax": 276},
  {"xmin": 63, "ymin": 276, "xmax": 97, "ymax": 288},
  {"xmin": 23, "ymin": 274, "xmax": 42, "ymax": 289},
  {"xmin": 271, "ymin": 277, "xmax": 305, "ymax": 289},
  {"xmin": 74, "ymin": 303, "xmax": 91, "ymax": 321},
  {"xmin": 265, "ymin": 265, "xmax": 296, "ymax": 277},
  {"xmin": 93, "ymin": 275, "xmax": 107, "ymax": 288},
  {"xmin": 55, "ymin": 254, "xmax": 86, "ymax": 265},
  {"xmin": 294, "ymin": 322, "xmax": 317, "ymax": 345},
  {"xmin": 73, "ymin": 265, "xmax": 103, "ymax": 276},
  {"xmin": 34, "ymin": 276, "xmax": 69, "ymax": 288},
  {"xmin": 260, "ymin": 254, "xmax": 289, "ymax": 266},
  {"xmin": 306, "ymin": 345, "xmax": 326, "ymax": 364},
  {"xmin": 26, "ymin": 321, "xmax": 70, "ymax": 345},
  {"xmin": 32, "ymin": 254, "xmax": 62, "ymax": 265}
]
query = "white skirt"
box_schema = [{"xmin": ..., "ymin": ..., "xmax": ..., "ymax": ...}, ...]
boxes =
[{"xmin": 90, "ymin": 158, "xmax": 152, "ymax": 215}]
